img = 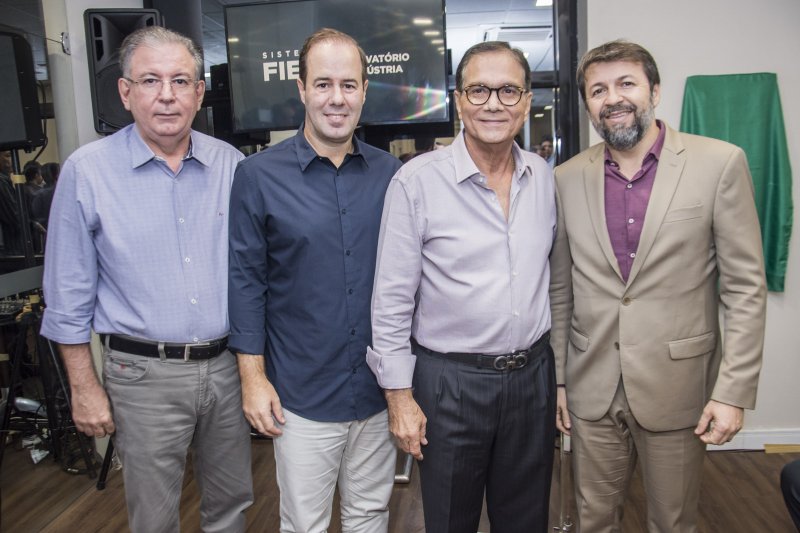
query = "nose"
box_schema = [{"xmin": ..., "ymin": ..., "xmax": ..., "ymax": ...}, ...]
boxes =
[
  {"xmin": 605, "ymin": 86, "xmax": 624, "ymax": 104},
  {"xmin": 157, "ymin": 80, "xmax": 177, "ymax": 100},
  {"xmin": 484, "ymin": 88, "xmax": 503, "ymax": 110},
  {"xmin": 330, "ymin": 84, "xmax": 345, "ymax": 105}
]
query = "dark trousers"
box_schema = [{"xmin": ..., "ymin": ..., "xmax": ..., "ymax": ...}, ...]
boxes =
[
  {"xmin": 782, "ymin": 459, "xmax": 800, "ymax": 530},
  {"xmin": 412, "ymin": 342, "xmax": 556, "ymax": 533}
]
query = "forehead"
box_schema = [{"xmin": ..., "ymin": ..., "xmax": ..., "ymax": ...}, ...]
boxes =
[
  {"xmin": 129, "ymin": 42, "xmax": 195, "ymax": 74},
  {"xmin": 463, "ymin": 50, "xmax": 526, "ymax": 86},
  {"xmin": 306, "ymin": 40, "xmax": 362, "ymax": 79},
  {"xmin": 584, "ymin": 60, "xmax": 648, "ymax": 84}
]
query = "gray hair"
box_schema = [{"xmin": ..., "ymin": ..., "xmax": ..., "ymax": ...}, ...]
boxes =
[{"xmin": 119, "ymin": 26, "xmax": 203, "ymax": 81}]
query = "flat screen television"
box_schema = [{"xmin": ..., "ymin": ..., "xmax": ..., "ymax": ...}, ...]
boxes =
[{"xmin": 224, "ymin": 0, "xmax": 448, "ymax": 133}]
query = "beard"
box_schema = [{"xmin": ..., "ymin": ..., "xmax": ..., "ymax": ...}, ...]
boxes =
[{"xmin": 591, "ymin": 99, "xmax": 656, "ymax": 151}]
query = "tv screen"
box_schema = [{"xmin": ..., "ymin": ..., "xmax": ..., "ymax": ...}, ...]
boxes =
[{"xmin": 225, "ymin": 0, "xmax": 448, "ymax": 133}]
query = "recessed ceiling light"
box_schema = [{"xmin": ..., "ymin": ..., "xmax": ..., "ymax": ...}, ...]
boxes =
[
  {"xmin": 227, "ymin": 37, "xmax": 239, "ymax": 43},
  {"xmin": 534, "ymin": 113, "xmax": 545, "ymax": 118},
  {"xmin": 413, "ymin": 17, "xmax": 433, "ymax": 26},
  {"xmin": 431, "ymin": 39, "xmax": 444, "ymax": 45},
  {"xmin": 424, "ymin": 30, "xmax": 440, "ymax": 36},
  {"xmin": 544, "ymin": 105, "xmax": 553, "ymax": 110},
  {"xmin": 536, "ymin": 0, "xmax": 553, "ymax": 6}
]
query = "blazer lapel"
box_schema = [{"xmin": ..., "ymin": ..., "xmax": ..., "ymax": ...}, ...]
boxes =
[
  {"xmin": 582, "ymin": 145, "xmax": 624, "ymax": 282},
  {"xmin": 627, "ymin": 126, "xmax": 687, "ymax": 286}
]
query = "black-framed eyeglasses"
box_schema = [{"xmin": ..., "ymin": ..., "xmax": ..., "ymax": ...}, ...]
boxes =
[
  {"xmin": 462, "ymin": 85, "xmax": 527, "ymax": 106},
  {"xmin": 124, "ymin": 77, "xmax": 198, "ymax": 94}
]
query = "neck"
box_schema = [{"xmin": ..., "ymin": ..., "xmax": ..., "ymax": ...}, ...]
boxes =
[
  {"xmin": 303, "ymin": 127, "xmax": 353, "ymax": 168},
  {"xmin": 137, "ymin": 125, "xmax": 191, "ymax": 172},
  {"xmin": 464, "ymin": 135, "xmax": 515, "ymax": 177}
]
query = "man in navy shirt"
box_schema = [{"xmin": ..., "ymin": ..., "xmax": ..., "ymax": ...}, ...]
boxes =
[{"xmin": 228, "ymin": 28, "xmax": 401, "ymax": 532}]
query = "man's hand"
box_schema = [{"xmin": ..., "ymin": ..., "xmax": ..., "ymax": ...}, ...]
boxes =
[
  {"xmin": 556, "ymin": 386, "xmax": 571, "ymax": 436},
  {"xmin": 385, "ymin": 388, "xmax": 427, "ymax": 460},
  {"xmin": 237, "ymin": 354, "xmax": 285, "ymax": 437},
  {"xmin": 694, "ymin": 400, "xmax": 744, "ymax": 445},
  {"xmin": 59, "ymin": 343, "xmax": 115, "ymax": 438}
]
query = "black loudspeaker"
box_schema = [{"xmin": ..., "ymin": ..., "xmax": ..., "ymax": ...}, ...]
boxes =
[
  {"xmin": 0, "ymin": 27, "xmax": 45, "ymax": 151},
  {"xmin": 84, "ymin": 9, "xmax": 162, "ymax": 134}
]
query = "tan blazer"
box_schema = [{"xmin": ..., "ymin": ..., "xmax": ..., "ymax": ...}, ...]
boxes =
[{"xmin": 549, "ymin": 124, "xmax": 766, "ymax": 432}]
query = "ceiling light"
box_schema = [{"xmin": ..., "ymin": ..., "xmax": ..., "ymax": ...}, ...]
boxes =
[
  {"xmin": 227, "ymin": 37, "xmax": 239, "ymax": 43},
  {"xmin": 536, "ymin": 0, "xmax": 553, "ymax": 6},
  {"xmin": 431, "ymin": 39, "xmax": 444, "ymax": 44},
  {"xmin": 424, "ymin": 30, "xmax": 440, "ymax": 36},
  {"xmin": 413, "ymin": 17, "xmax": 433, "ymax": 26},
  {"xmin": 544, "ymin": 105, "xmax": 553, "ymax": 110},
  {"xmin": 534, "ymin": 113, "xmax": 545, "ymax": 118}
]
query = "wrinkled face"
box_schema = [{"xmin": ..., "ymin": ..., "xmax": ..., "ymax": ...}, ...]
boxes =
[
  {"xmin": 118, "ymin": 42, "xmax": 204, "ymax": 154},
  {"xmin": 583, "ymin": 60, "xmax": 660, "ymax": 151},
  {"xmin": 298, "ymin": 40, "xmax": 367, "ymax": 149},
  {"xmin": 455, "ymin": 51, "xmax": 531, "ymax": 151}
]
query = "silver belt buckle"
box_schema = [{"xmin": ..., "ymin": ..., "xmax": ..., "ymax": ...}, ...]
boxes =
[
  {"xmin": 184, "ymin": 341, "xmax": 211, "ymax": 361},
  {"xmin": 493, "ymin": 350, "xmax": 529, "ymax": 370}
]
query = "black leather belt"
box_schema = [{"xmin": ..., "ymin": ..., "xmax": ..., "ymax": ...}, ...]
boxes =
[
  {"xmin": 413, "ymin": 332, "xmax": 550, "ymax": 371},
  {"xmin": 101, "ymin": 334, "xmax": 228, "ymax": 361}
]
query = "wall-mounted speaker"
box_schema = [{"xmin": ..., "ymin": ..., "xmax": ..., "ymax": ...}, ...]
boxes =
[
  {"xmin": 0, "ymin": 26, "xmax": 45, "ymax": 151},
  {"xmin": 84, "ymin": 9, "xmax": 162, "ymax": 135}
]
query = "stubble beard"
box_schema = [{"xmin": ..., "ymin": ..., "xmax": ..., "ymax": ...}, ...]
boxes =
[{"xmin": 591, "ymin": 98, "xmax": 656, "ymax": 151}]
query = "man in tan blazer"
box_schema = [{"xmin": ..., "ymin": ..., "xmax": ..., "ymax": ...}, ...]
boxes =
[{"xmin": 550, "ymin": 40, "xmax": 766, "ymax": 532}]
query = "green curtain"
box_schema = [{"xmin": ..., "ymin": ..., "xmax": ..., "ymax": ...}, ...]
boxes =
[{"xmin": 681, "ymin": 73, "xmax": 792, "ymax": 292}]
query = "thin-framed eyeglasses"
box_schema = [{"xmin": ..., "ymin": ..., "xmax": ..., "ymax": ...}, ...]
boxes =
[
  {"xmin": 124, "ymin": 76, "xmax": 198, "ymax": 94},
  {"xmin": 462, "ymin": 84, "xmax": 527, "ymax": 106}
]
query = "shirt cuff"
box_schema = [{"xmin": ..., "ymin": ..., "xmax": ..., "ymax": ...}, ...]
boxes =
[
  {"xmin": 366, "ymin": 346, "xmax": 417, "ymax": 389},
  {"xmin": 228, "ymin": 333, "xmax": 267, "ymax": 356}
]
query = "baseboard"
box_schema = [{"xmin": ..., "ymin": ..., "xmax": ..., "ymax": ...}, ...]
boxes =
[{"xmin": 710, "ymin": 428, "xmax": 800, "ymax": 451}]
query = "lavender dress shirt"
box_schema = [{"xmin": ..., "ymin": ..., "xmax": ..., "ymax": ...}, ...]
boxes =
[{"xmin": 368, "ymin": 132, "xmax": 556, "ymax": 389}]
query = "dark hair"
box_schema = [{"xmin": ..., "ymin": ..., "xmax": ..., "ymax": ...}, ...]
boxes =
[
  {"xmin": 576, "ymin": 39, "xmax": 660, "ymax": 102},
  {"xmin": 299, "ymin": 28, "xmax": 367, "ymax": 84},
  {"xmin": 119, "ymin": 26, "xmax": 204, "ymax": 81},
  {"xmin": 41, "ymin": 162, "xmax": 60, "ymax": 186},
  {"xmin": 455, "ymin": 41, "xmax": 531, "ymax": 91},
  {"xmin": 23, "ymin": 161, "xmax": 41, "ymax": 183}
]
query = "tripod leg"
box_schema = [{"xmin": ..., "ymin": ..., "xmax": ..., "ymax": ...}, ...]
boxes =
[{"xmin": 96, "ymin": 439, "xmax": 114, "ymax": 490}]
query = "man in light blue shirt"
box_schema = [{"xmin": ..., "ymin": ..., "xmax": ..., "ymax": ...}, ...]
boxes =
[{"xmin": 40, "ymin": 27, "xmax": 252, "ymax": 532}]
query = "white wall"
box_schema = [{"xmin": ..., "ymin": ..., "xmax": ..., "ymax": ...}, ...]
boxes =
[
  {"xmin": 42, "ymin": 0, "xmax": 142, "ymax": 162},
  {"xmin": 585, "ymin": 0, "xmax": 800, "ymax": 447}
]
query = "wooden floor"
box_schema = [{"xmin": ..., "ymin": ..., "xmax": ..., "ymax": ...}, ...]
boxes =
[{"xmin": 1, "ymin": 437, "xmax": 797, "ymax": 532}]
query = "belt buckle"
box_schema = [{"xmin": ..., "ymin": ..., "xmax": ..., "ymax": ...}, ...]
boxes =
[
  {"xmin": 184, "ymin": 341, "xmax": 211, "ymax": 361},
  {"xmin": 512, "ymin": 350, "xmax": 529, "ymax": 369},
  {"xmin": 493, "ymin": 350, "xmax": 529, "ymax": 371}
]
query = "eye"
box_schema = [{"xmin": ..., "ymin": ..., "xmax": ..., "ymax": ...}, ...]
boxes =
[
  {"xmin": 140, "ymin": 78, "xmax": 161, "ymax": 87},
  {"xmin": 590, "ymin": 87, "xmax": 606, "ymax": 97},
  {"xmin": 172, "ymin": 78, "xmax": 192, "ymax": 87},
  {"xmin": 316, "ymin": 82, "xmax": 329, "ymax": 90},
  {"xmin": 500, "ymin": 86, "xmax": 518, "ymax": 96},
  {"xmin": 621, "ymin": 81, "xmax": 635, "ymax": 88},
  {"xmin": 468, "ymin": 86, "xmax": 489, "ymax": 97}
]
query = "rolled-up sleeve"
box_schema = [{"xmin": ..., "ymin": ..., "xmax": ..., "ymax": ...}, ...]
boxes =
[
  {"xmin": 40, "ymin": 160, "xmax": 98, "ymax": 344},
  {"xmin": 228, "ymin": 161, "xmax": 269, "ymax": 356},
  {"xmin": 368, "ymin": 176, "xmax": 422, "ymax": 389}
]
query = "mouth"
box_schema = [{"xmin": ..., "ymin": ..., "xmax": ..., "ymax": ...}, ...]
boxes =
[{"xmin": 600, "ymin": 104, "xmax": 636, "ymax": 123}]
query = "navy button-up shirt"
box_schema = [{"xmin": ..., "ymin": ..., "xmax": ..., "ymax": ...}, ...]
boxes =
[{"xmin": 228, "ymin": 129, "xmax": 401, "ymax": 422}]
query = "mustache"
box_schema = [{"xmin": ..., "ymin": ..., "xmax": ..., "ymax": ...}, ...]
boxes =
[{"xmin": 600, "ymin": 103, "xmax": 637, "ymax": 119}]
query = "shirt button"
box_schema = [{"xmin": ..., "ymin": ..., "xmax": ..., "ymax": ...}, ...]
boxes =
[
  {"xmin": 513, "ymin": 311, "xmax": 520, "ymax": 317},
  {"xmin": 512, "ymin": 271, "xmax": 518, "ymax": 277},
  {"xmin": 193, "ymin": 337, "xmax": 199, "ymax": 343},
  {"xmin": 629, "ymin": 252, "xmax": 636, "ymax": 258},
  {"xmin": 626, "ymin": 183, "xmax": 633, "ymax": 189},
  {"xmin": 352, "ymin": 367, "xmax": 358, "ymax": 374},
  {"xmin": 341, "ymin": 208, "xmax": 347, "ymax": 214},
  {"xmin": 190, "ymin": 298, "xmax": 197, "ymax": 304},
  {"xmin": 348, "ymin": 288, "xmax": 353, "ymax": 294},
  {"xmin": 628, "ymin": 218, "xmax": 634, "ymax": 224},
  {"xmin": 178, "ymin": 218, "xmax": 185, "ymax": 223},
  {"xmin": 614, "ymin": 342, "xmax": 620, "ymax": 349},
  {"xmin": 345, "ymin": 250, "xmax": 351, "ymax": 256},
  {"xmin": 350, "ymin": 328, "xmax": 356, "ymax": 336},
  {"xmin": 185, "ymin": 257, "xmax": 191, "ymax": 263}
]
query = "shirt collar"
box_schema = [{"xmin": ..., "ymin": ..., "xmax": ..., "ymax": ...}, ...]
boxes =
[
  {"xmin": 294, "ymin": 122, "xmax": 365, "ymax": 171},
  {"xmin": 451, "ymin": 131, "xmax": 531, "ymax": 184},
  {"xmin": 604, "ymin": 119, "xmax": 667, "ymax": 166},
  {"xmin": 127, "ymin": 124, "xmax": 203, "ymax": 168}
]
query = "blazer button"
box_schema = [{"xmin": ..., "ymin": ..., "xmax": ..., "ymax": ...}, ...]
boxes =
[
  {"xmin": 614, "ymin": 342, "xmax": 620, "ymax": 350},
  {"xmin": 622, "ymin": 297, "xmax": 632, "ymax": 305}
]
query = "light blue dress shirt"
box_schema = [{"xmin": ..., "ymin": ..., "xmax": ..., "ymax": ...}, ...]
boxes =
[
  {"xmin": 368, "ymin": 132, "xmax": 556, "ymax": 389},
  {"xmin": 41, "ymin": 124, "xmax": 243, "ymax": 344}
]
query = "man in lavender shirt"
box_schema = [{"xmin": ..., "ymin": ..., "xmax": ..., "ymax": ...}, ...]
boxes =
[
  {"xmin": 550, "ymin": 40, "xmax": 766, "ymax": 532},
  {"xmin": 369, "ymin": 41, "xmax": 556, "ymax": 533},
  {"xmin": 40, "ymin": 27, "xmax": 252, "ymax": 532}
]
